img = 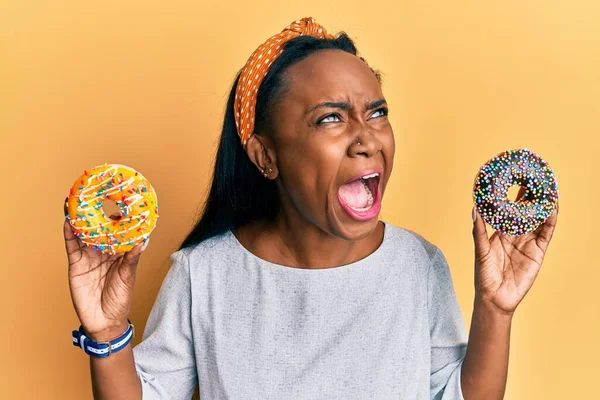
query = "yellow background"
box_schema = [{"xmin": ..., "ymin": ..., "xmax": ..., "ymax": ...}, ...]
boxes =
[{"xmin": 1, "ymin": 1, "xmax": 598, "ymax": 398}]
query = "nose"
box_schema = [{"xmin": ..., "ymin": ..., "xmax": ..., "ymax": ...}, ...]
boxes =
[{"xmin": 348, "ymin": 128, "xmax": 382, "ymax": 158}]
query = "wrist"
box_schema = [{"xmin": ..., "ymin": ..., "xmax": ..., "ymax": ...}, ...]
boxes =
[
  {"xmin": 474, "ymin": 295, "xmax": 515, "ymax": 319},
  {"xmin": 73, "ymin": 318, "xmax": 135, "ymax": 358},
  {"xmin": 84, "ymin": 321, "xmax": 131, "ymax": 342}
]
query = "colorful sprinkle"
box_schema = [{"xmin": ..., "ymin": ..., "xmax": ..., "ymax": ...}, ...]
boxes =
[
  {"xmin": 473, "ymin": 148, "xmax": 559, "ymax": 236},
  {"xmin": 67, "ymin": 164, "xmax": 159, "ymax": 254}
]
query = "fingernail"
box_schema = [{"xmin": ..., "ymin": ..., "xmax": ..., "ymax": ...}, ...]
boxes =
[
  {"xmin": 141, "ymin": 238, "xmax": 150, "ymax": 252},
  {"xmin": 472, "ymin": 207, "xmax": 477, "ymax": 222},
  {"xmin": 64, "ymin": 197, "xmax": 69, "ymax": 218}
]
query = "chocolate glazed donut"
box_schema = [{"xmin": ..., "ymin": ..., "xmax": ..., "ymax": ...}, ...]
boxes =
[{"xmin": 473, "ymin": 148, "xmax": 559, "ymax": 236}]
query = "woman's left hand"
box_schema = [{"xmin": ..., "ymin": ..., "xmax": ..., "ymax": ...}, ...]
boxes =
[{"xmin": 472, "ymin": 188, "xmax": 559, "ymax": 315}]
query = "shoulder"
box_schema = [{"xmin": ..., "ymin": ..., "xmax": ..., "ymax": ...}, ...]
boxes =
[
  {"xmin": 384, "ymin": 222, "xmax": 456, "ymax": 300},
  {"xmin": 383, "ymin": 221, "xmax": 442, "ymax": 264},
  {"xmin": 383, "ymin": 223, "xmax": 460, "ymax": 316},
  {"xmin": 170, "ymin": 230, "xmax": 236, "ymax": 272}
]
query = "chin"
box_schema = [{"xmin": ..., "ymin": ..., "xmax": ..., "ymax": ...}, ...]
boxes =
[{"xmin": 330, "ymin": 209, "xmax": 381, "ymax": 241}]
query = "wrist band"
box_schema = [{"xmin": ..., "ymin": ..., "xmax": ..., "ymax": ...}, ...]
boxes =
[{"xmin": 72, "ymin": 319, "xmax": 135, "ymax": 358}]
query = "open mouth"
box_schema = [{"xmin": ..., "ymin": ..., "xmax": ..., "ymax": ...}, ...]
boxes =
[{"xmin": 337, "ymin": 172, "xmax": 380, "ymax": 214}]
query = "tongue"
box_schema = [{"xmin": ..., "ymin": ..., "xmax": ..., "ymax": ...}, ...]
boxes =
[{"xmin": 338, "ymin": 179, "xmax": 369, "ymax": 208}]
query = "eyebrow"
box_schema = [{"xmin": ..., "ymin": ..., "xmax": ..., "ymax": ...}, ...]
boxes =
[{"xmin": 306, "ymin": 99, "xmax": 387, "ymax": 114}]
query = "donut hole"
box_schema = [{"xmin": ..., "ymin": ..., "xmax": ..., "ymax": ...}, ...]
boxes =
[
  {"xmin": 507, "ymin": 185, "xmax": 526, "ymax": 202},
  {"xmin": 102, "ymin": 199, "xmax": 121, "ymax": 220}
]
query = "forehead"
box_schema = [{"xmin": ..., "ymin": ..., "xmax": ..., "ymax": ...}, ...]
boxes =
[{"xmin": 282, "ymin": 50, "xmax": 383, "ymax": 104}]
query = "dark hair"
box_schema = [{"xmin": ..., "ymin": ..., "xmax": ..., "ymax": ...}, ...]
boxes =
[{"xmin": 178, "ymin": 32, "xmax": 381, "ymax": 250}]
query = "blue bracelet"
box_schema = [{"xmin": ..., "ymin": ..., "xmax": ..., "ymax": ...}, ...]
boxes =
[{"xmin": 72, "ymin": 319, "xmax": 135, "ymax": 358}]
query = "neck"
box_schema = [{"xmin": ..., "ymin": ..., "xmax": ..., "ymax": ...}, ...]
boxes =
[{"xmin": 239, "ymin": 212, "xmax": 385, "ymax": 270}]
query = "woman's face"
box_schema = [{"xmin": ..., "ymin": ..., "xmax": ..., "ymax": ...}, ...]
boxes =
[{"xmin": 257, "ymin": 49, "xmax": 395, "ymax": 240}]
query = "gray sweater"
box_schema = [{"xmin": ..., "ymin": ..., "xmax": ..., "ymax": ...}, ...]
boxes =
[{"xmin": 132, "ymin": 221, "xmax": 468, "ymax": 399}]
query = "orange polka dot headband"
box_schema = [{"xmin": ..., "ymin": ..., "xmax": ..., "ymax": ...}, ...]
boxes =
[{"xmin": 234, "ymin": 17, "xmax": 335, "ymax": 148}]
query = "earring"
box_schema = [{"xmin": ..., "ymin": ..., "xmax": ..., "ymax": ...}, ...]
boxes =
[{"xmin": 261, "ymin": 166, "xmax": 273, "ymax": 178}]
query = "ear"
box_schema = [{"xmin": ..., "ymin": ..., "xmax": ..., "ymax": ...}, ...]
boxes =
[{"xmin": 244, "ymin": 134, "xmax": 279, "ymax": 179}]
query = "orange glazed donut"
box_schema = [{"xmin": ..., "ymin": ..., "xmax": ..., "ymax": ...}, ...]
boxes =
[{"xmin": 66, "ymin": 163, "xmax": 159, "ymax": 254}]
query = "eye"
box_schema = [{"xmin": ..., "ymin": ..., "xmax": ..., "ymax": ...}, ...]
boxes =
[
  {"xmin": 370, "ymin": 107, "xmax": 389, "ymax": 119},
  {"xmin": 316, "ymin": 113, "xmax": 342, "ymax": 125}
]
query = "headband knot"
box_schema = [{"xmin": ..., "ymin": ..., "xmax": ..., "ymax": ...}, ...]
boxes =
[
  {"xmin": 234, "ymin": 17, "xmax": 335, "ymax": 148},
  {"xmin": 285, "ymin": 17, "xmax": 327, "ymax": 36}
]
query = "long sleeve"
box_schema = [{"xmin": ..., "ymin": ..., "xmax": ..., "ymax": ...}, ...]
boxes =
[
  {"xmin": 132, "ymin": 250, "xmax": 198, "ymax": 400},
  {"xmin": 428, "ymin": 247, "xmax": 468, "ymax": 400}
]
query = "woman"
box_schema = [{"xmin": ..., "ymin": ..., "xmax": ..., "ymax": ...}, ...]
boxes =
[{"xmin": 64, "ymin": 17, "xmax": 558, "ymax": 399}]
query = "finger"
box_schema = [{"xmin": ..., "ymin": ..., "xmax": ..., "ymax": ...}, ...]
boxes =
[
  {"xmin": 123, "ymin": 240, "xmax": 146, "ymax": 267},
  {"xmin": 535, "ymin": 204, "xmax": 559, "ymax": 253},
  {"xmin": 472, "ymin": 206, "xmax": 490, "ymax": 257},
  {"xmin": 515, "ymin": 186, "xmax": 527, "ymax": 202},
  {"xmin": 63, "ymin": 197, "xmax": 69, "ymax": 218},
  {"xmin": 63, "ymin": 218, "xmax": 82, "ymax": 255},
  {"xmin": 63, "ymin": 196, "xmax": 86, "ymax": 257},
  {"xmin": 108, "ymin": 212, "xmax": 122, "ymax": 221}
]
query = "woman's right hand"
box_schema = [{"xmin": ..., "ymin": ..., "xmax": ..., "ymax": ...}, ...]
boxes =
[{"xmin": 63, "ymin": 198, "xmax": 148, "ymax": 341}]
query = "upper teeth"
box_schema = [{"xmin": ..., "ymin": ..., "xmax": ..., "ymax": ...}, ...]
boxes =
[{"xmin": 361, "ymin": 173, "xmax": 379, "ymax": 180}]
